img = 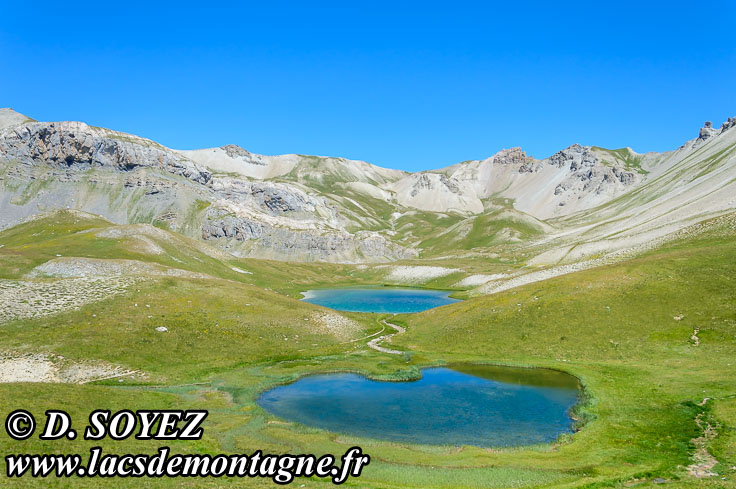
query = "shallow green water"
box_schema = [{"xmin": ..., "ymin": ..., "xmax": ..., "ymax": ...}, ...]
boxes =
[
  {"xmin": 301, "ymin": 287, "xmax": 460, "ymax": 313},
  {"xmin": 258, "ymin": 365, "xmax": 580, "ymax": 447}
]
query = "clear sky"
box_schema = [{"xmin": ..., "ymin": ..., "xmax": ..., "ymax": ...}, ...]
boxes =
[{"xmin": 1, "ymin": 1, "xmax": 734, "ymax": 171}]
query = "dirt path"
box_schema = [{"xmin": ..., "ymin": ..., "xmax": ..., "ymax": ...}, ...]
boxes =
[{"xmin": 367, "ymin": 318, "xmax": 406, "ymax": 355}]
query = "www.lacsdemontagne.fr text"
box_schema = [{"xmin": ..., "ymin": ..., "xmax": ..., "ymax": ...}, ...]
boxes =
[{"xmin": 6, "ymin": 446, "xmax": 369, "ymax": 484}]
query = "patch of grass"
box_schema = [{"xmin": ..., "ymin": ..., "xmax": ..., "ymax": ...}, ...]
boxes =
[
  {"xmin": 593, "ymin": 146, "xmax": 650, "ymax": 175},
  {"xmin": 194, "ymin": 199, "xmax": 211, "ymax": 211},
  {"xmin": 420, "ymin": 210, "xmax": 546, "ymax": 254},
  {"xmin": 711, "ymin": 398, "xmax": 736, "ymax": 474}
]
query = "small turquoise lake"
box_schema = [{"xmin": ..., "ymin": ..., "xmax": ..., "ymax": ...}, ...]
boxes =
[
  {"xmin": 258, "ymin": 365, "xmax": 580, "ymax": 447},
  {"xmin": 301, "ymin": 287, "xmax": 460, "ymax": 313}
]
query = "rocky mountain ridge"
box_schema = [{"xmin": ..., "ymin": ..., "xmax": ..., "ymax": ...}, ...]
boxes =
[
  {"xmin": 0, "ymin": 120, "xmax": 212, "ymax": 184},
  {"xmin": 0, "ymin": 112, "xmax": 413, "ymax": 262},
  {"xmin": 1, "ymin": 108, "xmax": 734, "ymax": 264}
]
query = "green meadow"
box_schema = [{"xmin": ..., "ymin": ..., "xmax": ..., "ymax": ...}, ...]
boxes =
[{"xmin": 0, "ymin": 211, "xmax": 734, "ymax": 488}]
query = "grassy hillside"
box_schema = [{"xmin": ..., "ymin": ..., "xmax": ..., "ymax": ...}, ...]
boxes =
[
  {"xmin": 419, "ymin": 208, "xmax": 549, "ymax": 256},
  {"xmin": 0, "ymin": 211, "xmax": 735, "ymax": 488},
  {"xmin": 391, "ymin": 214, "xmax": 736, "ymax": 487}
]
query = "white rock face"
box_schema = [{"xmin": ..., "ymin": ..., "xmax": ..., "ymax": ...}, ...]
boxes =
[
  {"xmin": 384, "ymin": 145, "xmax": 642, "ymax": 219},
  {"xmin": 178, "ymin": 146, "xmax": 300, "ymax": 179},
  {"xmin": 179, "ymin": 145, "xmax": 404, "ymax": 185},
  {"xmin": 388, "ymin": 146, "xmax": 642, "ymax": 219},
  {"xmin": 390, "ymin": 173, "xmax": 483, "ymax": 214},
  {"xmin": 340, "ymin": 181, "xmax": 393, "ymax": 201}
]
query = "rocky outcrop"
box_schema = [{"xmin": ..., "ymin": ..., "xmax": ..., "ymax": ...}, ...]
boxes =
[
  {"xmin": 611, "ymin": 167, "xmax": 635, "ymax": 185},
  {"xmin": 202, "ymin": 213, "xmax": 266, "ymax": 241},
  {"xmin": 220, "ymin": 144, "xmax": 268, "ymax": 166},
  {"xmin": 698, "ymin": 121, "xmax": 718, "ymax": 142},
  {"xmin": 201, "ymin": 208, "xmax": 416, "ymax": 263},
  {"xmin": 547, "ymin": 144, "xmax": 636, "ymax": 186},
  {"xmin": 548, "ymin": 144, "xmax": 598, "ymax": 170},
  {"xmin": 544, "ymin": 144, "xmax": 638, "ymax": 207},
  {"xmin": 440, "ymin": 174, "xmax": 460, "ymax": 193},
  {"xmin": 0, "ymin": 121, "xmax": 211, "ymax": 184},
  {"xmin": 409, "ymin": 174, "xmax": 432, "ymax": 197},
  {"xmin": 720, "ymin": 117, "xmax": 736, "ymax": 133},
  {"xmin": 492, "ymin": 147, "xmax": 531, "ymax": 166},
  {"xmin": 688, "ymin": 118, "xmax": 736, "ymax": 149},
  {"xmin": 409, "ymin": 174, "xmax": 460, "ymax": 197},
  {"xmin": 209, "ymin": 177, "xmax": 339, "ymax": 221},
  {"xmin": 518, "ymin": 160, "xmax": 539, "ymax": 173}
]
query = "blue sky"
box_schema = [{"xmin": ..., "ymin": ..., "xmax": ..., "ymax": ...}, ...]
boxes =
[{"xmin": 1, "ymin": 1, "xmax": 734, "ymax": 171}]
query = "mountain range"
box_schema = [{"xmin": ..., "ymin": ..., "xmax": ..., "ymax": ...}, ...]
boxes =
[{"xmin": 1, "ymin": 108, "xmax": 734, "ymax": 268}]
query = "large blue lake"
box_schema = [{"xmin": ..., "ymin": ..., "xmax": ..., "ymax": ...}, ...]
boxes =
[
  {"xmin": 258, "ymin": 365, "xmax": 580, "ymax": 447},
  {"xmin": 301, "ymin": 287, "xmax": 460, "ymax": 313}
]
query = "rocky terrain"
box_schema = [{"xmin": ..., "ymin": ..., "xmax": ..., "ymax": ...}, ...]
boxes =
[
  {"xmin": 0, "ymin": 111, "xmax": 412, "ymax": 262},
  {"xmin": 1, "ymin": 108, "xmax": 735, "ymax": 266}
]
